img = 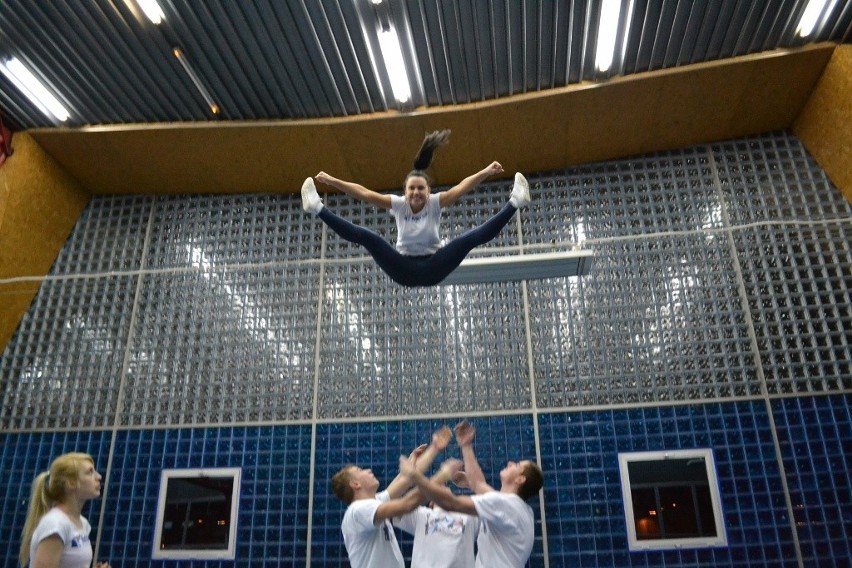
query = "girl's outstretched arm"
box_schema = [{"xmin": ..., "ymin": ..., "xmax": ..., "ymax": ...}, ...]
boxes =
[
  {"xmin": 315, "ymin": 171, "xmax": 393, "ymax": 209},
  {"xmin": 438, "ymin": 161, "xmax": 504, "ymax": 208}
]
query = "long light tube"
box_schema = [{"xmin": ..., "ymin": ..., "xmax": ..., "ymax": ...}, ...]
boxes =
[
  {"xmin": 378, "ymin": 26, "xmax": 411, "ymax": 104},
  {"xmin": 173, "ymin": 48, "xmax": 220, "ymax": 115},
  {"xmin": 595, "ymin": 0, "xmax": 623, "ymax": 72},
  {"xmin": 797, "ymin": 0, "xmax": 834, "ymax": 37},
  {"xmin": 620, "ymin": 0, "xmax": 636, "ymax": 64},
  {"xmin": 136, "ymin": 0, "xmax": 165, "ymax": 24},
  {"xmin": 0, "ymin": 57, "xmax": 70, "ymax": 122}
]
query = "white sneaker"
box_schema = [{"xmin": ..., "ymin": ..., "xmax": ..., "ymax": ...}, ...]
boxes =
[
  {"xmin": 301, "ymin": 177, "xmax": 323, "ymax": 214},
  {"xmin": 510, "ymin": 172, "xmax": 530, "ymax": 209}
]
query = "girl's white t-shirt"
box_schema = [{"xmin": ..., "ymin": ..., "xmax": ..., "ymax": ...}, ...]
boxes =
[
  {"xmin": 29, "ymin": 508, "xmax": 93, "ymax": 568},
  {"xmin": 394, "ymin": 505, "xmax": 479, "ymax": 568},
  {"xmin": 390, "ymin": 194, "xmax": 442, "ymax": 255}
]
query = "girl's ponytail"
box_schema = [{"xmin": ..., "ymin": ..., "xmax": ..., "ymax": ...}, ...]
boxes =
[
  {"xmin": 19, "ymin": 472, "xmax": 51, "ymax": 567},
  {"xmin": 412, "ymin": 129, "xmax": 450, "ymax": 172}
]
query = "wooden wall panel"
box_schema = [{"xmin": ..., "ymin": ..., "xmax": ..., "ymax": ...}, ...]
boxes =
[
  {"xmin": 28, "ymin": 44, "xmax": 834, "ymax": 196},
  {"xmin": 794, "ymin": 44, "xmax": 852, "ymax": 202},
  {"xmin": 0, "ymin": 133, "xmax": 90, "ymax": 350}
]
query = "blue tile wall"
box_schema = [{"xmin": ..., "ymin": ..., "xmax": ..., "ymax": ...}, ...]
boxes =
[
  {"xmin": 1, "ymin": 405, "xmax": 850, "ymax": 567},
  {"xmin": 97, "ymin": 426, "xmax": 312, "ymax": 568},
  {"xmin": 772, "ymin": 395, "xmax": 852, "ymax": 567},
  {"xmin": 539, "ymin": 402, "xmax": 802, "ymax": 567}
]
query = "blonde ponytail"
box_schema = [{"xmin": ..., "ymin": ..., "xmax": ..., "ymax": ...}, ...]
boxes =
[
  {"xmin": 19, "ymin": 472, "xmax": 51, "ymax": 567},
  {"xmin": 19, "ymin": 453, "xmax": 93, "ymax": 567}
]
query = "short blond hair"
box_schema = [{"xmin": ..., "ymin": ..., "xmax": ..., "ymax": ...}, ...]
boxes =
[{"xmin": 331, "ymin": 465, "xmax": 357, "ymax": 504}]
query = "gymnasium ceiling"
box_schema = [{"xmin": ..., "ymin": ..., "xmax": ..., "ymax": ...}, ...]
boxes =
[{"xmin": 0, "ymin": 0, "xmax": 850, "ymax": 194}]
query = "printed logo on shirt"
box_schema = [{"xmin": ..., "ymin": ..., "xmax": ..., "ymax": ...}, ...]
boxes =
[
  {"xmin": 402, "ymin": 212, "xmax": 427, "ymax": 222},
  {"xmin": 71, "ymin": 534, "xmax": 90, "ymax": 548},
  {"xmin": 425, "ymin": 513, "xmax": 465, "ymax": 536}
]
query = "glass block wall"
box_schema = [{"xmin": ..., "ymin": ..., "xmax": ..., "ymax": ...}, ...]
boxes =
[{"xmin": 0, "ymin": 131, "xmax": 849, "ymax": 567}]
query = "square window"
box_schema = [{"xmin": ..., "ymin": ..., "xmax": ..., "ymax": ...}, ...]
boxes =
[
  {"xmin": 618, "ymin": 449, "xmax": 727, "ymax": 550},
  {"xmin": 152, "ymin": 468, "xmax": 241, "ymax": 560}
]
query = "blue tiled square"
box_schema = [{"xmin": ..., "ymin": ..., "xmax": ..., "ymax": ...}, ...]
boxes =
[{"xmin": 772, "ymin": 395, "xmax": 852, "ymax": 567}]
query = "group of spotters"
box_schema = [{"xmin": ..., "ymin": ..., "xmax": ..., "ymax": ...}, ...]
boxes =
[{"xmin": 333, "ymin": 422, "xmax": 544, "ymax": 568}]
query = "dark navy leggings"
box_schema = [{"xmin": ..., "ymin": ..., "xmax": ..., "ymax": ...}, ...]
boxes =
[{"xmin": 318, "ymin": 203, "xmax": 518, "ymax": 287}]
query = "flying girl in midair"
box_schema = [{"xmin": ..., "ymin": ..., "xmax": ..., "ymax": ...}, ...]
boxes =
[{"xmin": 301, "ymin": 130, "xmax": 530, "ymax": 287}]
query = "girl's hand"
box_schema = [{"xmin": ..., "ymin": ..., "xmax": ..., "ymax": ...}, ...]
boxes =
[
  {"xmin": 451, "ymin": 470, "xmax": 469, "ymax": 488},
  {"xmin": 408, "ymin": 443, "xmax": 429, "ymax": 464},
  {"xmin": 95, "ymin": 562, "xmax": 111, "ymax": 568},
  {"xmin": 455, "ymin": 421, "xmax": 476, "ymax": 447},
  {"xmin": 484, "ymin": 161, "xmax": 504, "ymax": 176},
  {"xmin": 431, "ymin": 425, "xmax": 453, "ymax": 451},
  {"xmin": 315, "ymin": 171, "xmax": 333, "ymax": 186}
]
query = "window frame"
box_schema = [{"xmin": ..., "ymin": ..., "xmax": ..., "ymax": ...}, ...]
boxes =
[
  {"xmin": 617, "ymin": 448, "xmax": 727, "ymax": 551},
  {"xmin": 151, "ymin": 467, "xmax": 242, "ymax": 560}
]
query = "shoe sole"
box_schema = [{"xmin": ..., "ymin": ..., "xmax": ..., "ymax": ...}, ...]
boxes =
[
  {"xmin": 301, "ymin": 177, "xmax": 317, "ymax": 211},
  {"xmin": 514, "ymin": 173, "xmax": 530, "ymax": 205}
]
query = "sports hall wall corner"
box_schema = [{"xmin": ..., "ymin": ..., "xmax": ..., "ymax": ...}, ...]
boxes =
[{"xmin": 1, "ymin": 52, "xmax": 850, "ymax": 568}]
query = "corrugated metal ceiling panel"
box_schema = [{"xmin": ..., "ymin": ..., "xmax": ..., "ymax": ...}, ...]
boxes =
[{"xmin": 0, "ymin": 0, "xmax": 849, "ymax": 130}]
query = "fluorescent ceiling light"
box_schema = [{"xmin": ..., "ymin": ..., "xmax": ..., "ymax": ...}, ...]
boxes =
[
  {"xmin": 620, "ymin": 0, "xmax": 636, "ymax": 63},
  {"xmin": 0, "ymin": 57, "xmax": 69, "ymax": 122},
  {"xmin": 378, "ymin": 26, "xmax": 411, "ymax": 104},
  {"xmin": 173, "ymin": 48, "xmax": 220, "ymax": 116},
  {"xmin": 595, "ymin": 0, "xmax": 622, "ymax": 72},
  {"xmin": 137, "ymin": 0, "xmax": 165, "ymax": 24},
  {"xmin": 797, "ymin": 0, "xmax": 833, "ymax": 37}
]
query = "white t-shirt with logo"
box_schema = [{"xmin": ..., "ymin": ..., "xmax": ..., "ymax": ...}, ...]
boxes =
[
  {"xmin": 29, "ymin": 508, "xmax": 93, "ymax": 568},
  {"xmin": 471, "ymin": 491, "xmax": 534, "ymax": 568},
  {"xmin": 390, "ymin": 194, "xmax": 442, "ymax": 255},
  {"xmin": 394, "ymin": 505, "xmax": 479, "ymax": 568},
  {"xmin": 341, "ymin": 490, "xmax": 405, "ymax": 568}
]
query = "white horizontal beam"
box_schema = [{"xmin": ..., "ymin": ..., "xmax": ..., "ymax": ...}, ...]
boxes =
[{"xmin": 439, "ymin": 249, "xmax": 594, "ymax": 285}]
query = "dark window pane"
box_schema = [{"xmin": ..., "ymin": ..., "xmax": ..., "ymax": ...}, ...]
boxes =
[
  {"xmin": 624, "ymin": 453, "xmax": 723, "ymax": 547},
  {"xmin": 695, "ymin": 485, "xmax": 718, "ymax": 537},
  {"xmin": 631, "ymin": 488, "xmax": 661, "ymax": 539},
  {"xmin": 660, "ymin": 486, "xmax": 699, "ymax": 537},
  {"xmin": 161, "ymin": 476, "xmax": 234, "ymax": 550}
]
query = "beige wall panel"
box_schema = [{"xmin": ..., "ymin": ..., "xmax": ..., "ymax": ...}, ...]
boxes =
[
  {"xmin": 26, "ymin": 44, "xmax": 834, "ymax": 198},
  {"xmin": 29, "ymin": 121, "xmax": 355, "ymax": 194},
  {"xmin": 0, "ymin": 281, "xmax": 42, "ymax": 349},
  {"xmin": 0, "ymin": 133, "xmax": 90, "ymax": 351},
  {"xmin": 793, "ymin": 45, "xmax": 852, "ymax": 202}
]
